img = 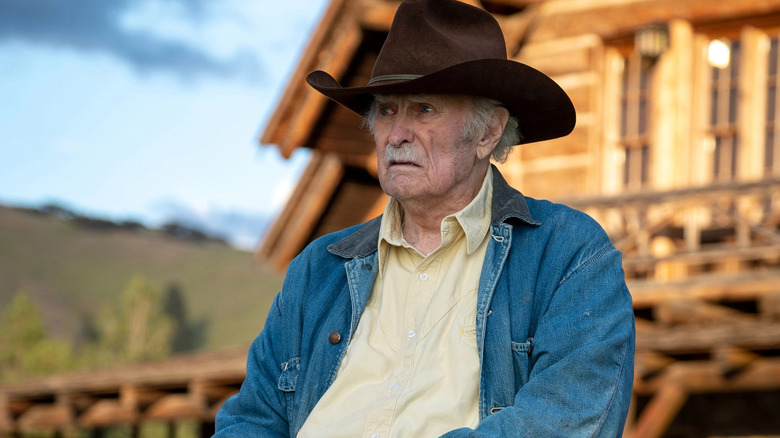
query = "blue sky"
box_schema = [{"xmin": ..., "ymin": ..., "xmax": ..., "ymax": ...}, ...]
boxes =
[{"xmin": 0, "ymin": 0, "xmax": 330, "ymax": 250}]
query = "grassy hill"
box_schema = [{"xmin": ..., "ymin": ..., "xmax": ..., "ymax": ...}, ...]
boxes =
[{"xmin": 0, "ymin": 205, "xmax": 285, "ymax": 352}]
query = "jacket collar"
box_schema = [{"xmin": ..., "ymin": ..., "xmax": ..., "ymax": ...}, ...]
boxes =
[{"xmin": 327, "ymin": 165, "xmax": 539, "ymax": 259}]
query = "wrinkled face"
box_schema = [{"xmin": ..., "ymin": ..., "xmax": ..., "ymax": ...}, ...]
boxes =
[{"xmin": 371, "ymin": 94, "xmax": 488, "ymax": 207}]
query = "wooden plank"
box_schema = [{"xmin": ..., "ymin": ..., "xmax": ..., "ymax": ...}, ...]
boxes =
[
  {"xmin": 654, "ymin": 298, "xmax": 755, "ymax": 325},
  {"xmin": 521, "ymin": 166, "xmax": 589, "ymax": 198},
  {"xmin": 533, "ymin": 0, "xmax": 780, "ymax": 42},
  {"xmin": 78, "ymin": 400, "xmax": 137, "ymax": 427},
  {"xmin": 0, "ymin": 347, "xmax": 248, "ymax": 399},
  {"xmin": 637, "ymin": 321, "xmax": 780, "ymax": 354},
  {"xmin": 17, "ymin": 404, "xmax": 72, "ymax": 429},
  {"xmin": 519, "ymin": 153, "xmax": 592, "ymax": 173},
  {"xmin": 145, "ymin": 394, "xmax": 204, "ymax": 420},
  {"xmin": 656, "ymin": 357, "xmax": 780, "ymax": 393},
  {"xmin": 629, "ymin": 270, "xmax": 780, "ymax": 308},
  {"xmin": 520, "ymin": 35, "xmax": 601, "ymax": 76},
  {"xmin": 636, "ymin": 350, "xmax": 675, "ymax": 380},
  {"xmin": 714, "ymin": 345, "xmax": 760, "ymax": 378},
  {"xmin": 623, "ymin": 244, "xmax": 780, "ymax": 270},
  {"xmin": 316, "ymin": 137, "xmax": 374, "ymax": 157},
  {"xmin": 519, "ymin": 133, "xmax": 590, "ymax": 161}
]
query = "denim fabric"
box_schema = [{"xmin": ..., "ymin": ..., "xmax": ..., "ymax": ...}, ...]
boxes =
[{"xmin": 215, "ymin": 166, "xmax": 635, "ymax": 437}]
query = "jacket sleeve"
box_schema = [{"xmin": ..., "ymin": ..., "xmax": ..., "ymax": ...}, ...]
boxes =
[
  {"xmin": 443, "ymin": 243, "xmax": 635, "ymax": 438},
  {"xmin": 213, "ymin": 290, "xmax": 294, "ymax": 437}
]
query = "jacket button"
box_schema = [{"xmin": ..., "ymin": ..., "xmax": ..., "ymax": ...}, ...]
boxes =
[
  {"xmin": 329, "ymin": 331, "xmax": 341, "ymax": 344},
  {"xmin": 364, "ymin": 263, "xmax": 372, "ymax": 270}
]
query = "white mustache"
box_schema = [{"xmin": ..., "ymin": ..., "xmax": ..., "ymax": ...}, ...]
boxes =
[{"xmin": 384, "ymin": 146, "xmax": 426, "ymax": 166}]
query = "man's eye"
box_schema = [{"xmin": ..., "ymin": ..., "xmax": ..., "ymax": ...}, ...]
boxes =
[
  {"xmin": 379, "ymin": 106, "xmax": 393, "ymax": 116},
  {"xmin": 420, "ymin": 105, "xmax": 433, "ymax": 113}
]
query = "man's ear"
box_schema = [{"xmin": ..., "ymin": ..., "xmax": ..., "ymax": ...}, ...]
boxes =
[{"xmin": 476, "ymin": 107, "xmax": 510, "ymax": 160}]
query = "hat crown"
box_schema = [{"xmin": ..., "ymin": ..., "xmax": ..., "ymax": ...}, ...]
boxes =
[{"xmin": 370, "ymin": 0, "xmax": 508, "ymax": 83}]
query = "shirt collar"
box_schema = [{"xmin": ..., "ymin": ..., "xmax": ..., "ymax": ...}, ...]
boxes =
[
  {"xmin": 376, "ymin": 167, "xmax": 494, "ymax": 274},
  {"xmin": 326, "ymin": 165, "xmax": 540, "ymax": 261}
]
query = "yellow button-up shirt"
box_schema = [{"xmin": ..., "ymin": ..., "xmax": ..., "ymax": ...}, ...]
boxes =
[{"xmin": 298, "ymin": 168, "xmax": 494, "ymax": 438}]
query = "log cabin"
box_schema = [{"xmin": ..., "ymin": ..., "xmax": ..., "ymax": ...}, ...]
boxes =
[
  {"xmin": 2, "ymin": 1, "xmax": 780, "ymax": 436},
  {"xmin": 257, "ymin": 0, "xmax": 780, "ymax": 436}
]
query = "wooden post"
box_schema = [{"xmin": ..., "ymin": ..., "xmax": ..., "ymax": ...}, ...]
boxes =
[{"xmin": 628, "ymin": 380, "xmax": 688, "ymax": 438}]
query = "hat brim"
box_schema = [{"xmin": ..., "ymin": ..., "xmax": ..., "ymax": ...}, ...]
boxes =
[{"xmin": 306, "ymin": 58, "xmax": 575, "ymax": 145}]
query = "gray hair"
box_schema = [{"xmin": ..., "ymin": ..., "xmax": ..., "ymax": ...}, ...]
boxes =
[{"xmin": 363, "ymin": 95, "xmax": 523, "ymax": 163}]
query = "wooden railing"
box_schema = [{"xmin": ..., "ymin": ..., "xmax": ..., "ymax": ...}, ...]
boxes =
[
  {"xmin": 563, "ymin": 177, "xmax": 780, "ymax": 438},
  {"xmin": 0, "ymin": 347, "xmax": 248, "ymax": 437}
]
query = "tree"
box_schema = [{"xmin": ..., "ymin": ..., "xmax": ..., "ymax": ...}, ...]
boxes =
[
  {"xmin": 0, "ymin": 292, "xmax": 72, "ymax": 381},
  {"xmin": 164, "ymin": 283, "xmax": 207, "ymax": 353},
  {"xmin": 95, "ymin": 276, "xmax": 175, "ymax": 363}
]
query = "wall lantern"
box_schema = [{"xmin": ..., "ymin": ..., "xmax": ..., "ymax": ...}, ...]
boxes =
[
  {"xmin": 635, "ymin": 23, "xmax": 669, "ymax": 61},
  {"xmin": 707, "ymin": 39, "xmax": 731, "ymax": 69}
]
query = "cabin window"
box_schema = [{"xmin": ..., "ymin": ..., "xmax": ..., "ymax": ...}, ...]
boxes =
[
  {"xmin": 619, "ymin": 52, "xmax": 653, "ymax": 191},
  {"xmin": 708, "ymin": 39, "xmax": 741, "ymax": 182}
]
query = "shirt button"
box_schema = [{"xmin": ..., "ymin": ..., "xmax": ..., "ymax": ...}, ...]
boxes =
[
  {"xmin": 390, "ymin": 383, "xmax": 400, "ymax": 391},
  {"xmin": 407, "ymin": 330, "xmax": 417, "ymax": 338},
  {"xmin": 419, "ymin": 272, "xmax": 429, "ymax": 281},
  {"xmin": 370, "ymin": 434, "xmax": 380, "ymax": 438},
  {"xmin": 329, "ymin": 331, "xmax": 341, "ymax": 344}
]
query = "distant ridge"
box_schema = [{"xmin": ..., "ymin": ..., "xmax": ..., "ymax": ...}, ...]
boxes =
[{"xmin": 0, "ymin": 204, "xmax": 284, "ymax": 351}]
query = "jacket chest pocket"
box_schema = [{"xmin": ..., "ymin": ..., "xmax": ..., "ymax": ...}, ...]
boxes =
[
  {"xmin": 511, "ymin": 338, "xmax": 533, "ymax": 387},
  {"xmin": 278, "ymin": 356, "xmax": 300, "ymax": 392},
  {"xmin": 278, "ymin": 356, "xmax": 300, "ymax": 426}
]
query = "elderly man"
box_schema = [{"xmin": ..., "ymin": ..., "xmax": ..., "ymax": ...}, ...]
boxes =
[{"xmin": 215, "ymin": 0, "xmax": 635, "ymax": 436}]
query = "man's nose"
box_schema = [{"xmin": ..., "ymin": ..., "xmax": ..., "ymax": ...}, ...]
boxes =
[{"xmin": 387, "ymin": 114, "xmax": 413, "ymax": 146}]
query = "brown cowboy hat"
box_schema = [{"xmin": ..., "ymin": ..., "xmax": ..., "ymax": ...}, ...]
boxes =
[{"xmin": 306, "ymin": 0, "xmax": 576, "ymax": 145}]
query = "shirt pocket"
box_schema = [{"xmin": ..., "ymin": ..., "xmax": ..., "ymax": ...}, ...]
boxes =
[
  {"xmin": 511, "ymin": 338, "xmax": 533, "ymax": 387},
  {"xmin": 460, "ymin": 324, "xmax": 477, "ymax": 348}
]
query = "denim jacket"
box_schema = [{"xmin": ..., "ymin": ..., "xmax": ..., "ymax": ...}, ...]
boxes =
[{"xmin": 215, "ymin": 167, "xmax": 635, "ymax": 437}]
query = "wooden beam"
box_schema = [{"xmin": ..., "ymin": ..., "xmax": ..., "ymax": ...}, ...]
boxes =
[
  {"xmin": 636, "ymin": 350, "xmax": 675, "ymax": 380},
  {"xmin": 677, "ymin": 359, "xmax": 780, "ymax": 392},
  {"xmin": 78, "ymin": 400, "xmax": 137, "ymax": 427},
  {"xmin": 628, "ymin": 381, "xmax": 688, "ymax": 438},
  {"xmin": 145, "ymin": 394, "xmax": 205, "ymax": 420},
  {"xmin": 561, "ymin": 177, "xmax": 780, "ymax": 209},
  {"xmin": 714, "ymin": 346, "xmax": 760, "ymax": 378},
  {"xmin": 637, "ymin": 321, "xmax": 780, "ymax": 354},
  {"xmin": 16, "ymin": 404, "xmax": 72, "ymax": 430},
  {"xmin": 654, "ymin": 298, "xmax": 755, "ymax": 325},
  {"xmin": 623, "ymin": 244, "xmax": 780, "ymax": 270},
  {"xmin": 534, "ymin": 0, "xmax": 780, "ymax": 42},
  {"xmin": 121, "ymin": 384, "xmax": 166, "ymax": 407},
  {"xmin": 0, "ymin": 347, "xmax": 248, "ymax": 400},
  {"xmin": 630, "ymin": 270, "xmax": 780, "ymax": 308}
]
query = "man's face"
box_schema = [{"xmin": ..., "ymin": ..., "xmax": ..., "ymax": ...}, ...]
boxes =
[{"xmin": 371, "ymin": 94, "xmax": 489, "ymax": 208}]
